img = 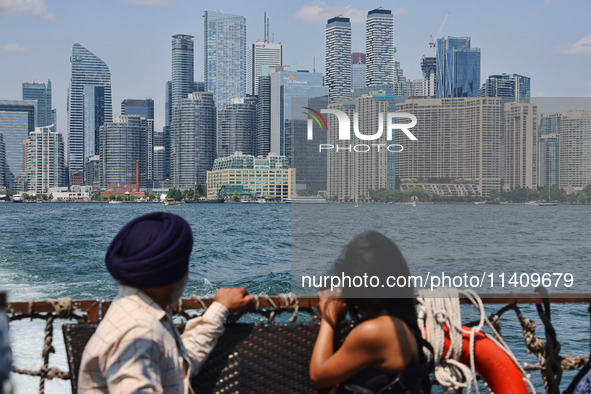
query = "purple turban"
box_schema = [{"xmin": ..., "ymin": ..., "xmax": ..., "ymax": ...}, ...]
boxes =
[{"xmin": 106, "ymin": 212, "xmax": 193, "ymax": 288}]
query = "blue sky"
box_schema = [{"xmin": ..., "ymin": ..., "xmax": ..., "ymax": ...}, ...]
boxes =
[{"xmin": 0, "ymin": 0, "xmax": 590, "ymax": 137}]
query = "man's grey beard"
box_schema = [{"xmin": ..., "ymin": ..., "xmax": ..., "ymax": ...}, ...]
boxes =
[{"xmin": 168, "ymin": 272, "xmax": 189, "ymax": 307}]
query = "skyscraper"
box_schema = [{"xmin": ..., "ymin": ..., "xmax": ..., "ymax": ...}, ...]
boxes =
[
  {"xmin": 538, "ymin": 134, "xmax": 560, "ymax": 187},
  {"xmin": 0, "ymin": 133, "xmax": 5, "ymax": 188},
  {"xmin": 204, "ymin": 11, "xmax": 247, "ymax": 110},
  {"xmin": 22, "ymin": 80, "xmax": 52, "ymax": 128},
  {"xmin": 255, "ymin": 67, "xmax": 272, "ymax": 157},
  {"xmin": 171, "ymin": 35, "xmax": 195, "ymax": 108},
  {"xmin": 479, "ymin": 73, "xmax": 531, "ymax": 101},
  {"xmin": 351, "ymin": 53, "xmax": 366, "ymax": 91},
  {"xmin": 559, "ymin": 110, "xmax": 591, "ymax": 190},
  {"xmin": 436, "ymin": 37, "xmax": 481, "ymax": 98},
  {"xmin": 83, "ymin": 85, "xmax": 106, "ymax": 174},
  {"xmin": 68, "ymin": 43, "xmax": 112, "ymax": 183},
  {"xmin": 172, "ymin": 92, "xmax": 217, "ymax": 188},
  {"xmin": 218, "ymin": 97, "xmax": 257, "ymax": 158},
  {"xmin": 121, "ymin": 99, "xmax": 155, "ymax": 120},
  {"xmin": 325, "ymin": 16, "xmax": 351, "ymax": 101},
  {"xmin": 420, "ymin": 56, "xmax": 437, "ymax": 97},
  {"xmin": 25, "ymin": 126, "xmax": 65, "ymax": 193},
  {"xmin": 365, "ymin": 8, "xmax": 395, "ymax": 86},
  {"xmin": 0, "ymin": 100, "xmax": 37, "ymax": 188},
  {"xmin": 504, "ymin": 102, "xmax": 538, "ymax": 190},
  {"xmin": 247, "ymin": 41, "xmax": 282, "ymax": 96}
]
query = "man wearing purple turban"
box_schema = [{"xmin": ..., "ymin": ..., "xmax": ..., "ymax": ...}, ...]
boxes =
[{"xmin": 78, "ymin": 212, "xmax": 253, "ymax": 393}]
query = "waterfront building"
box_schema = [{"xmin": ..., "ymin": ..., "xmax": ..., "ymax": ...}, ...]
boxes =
[
  {"xmin": 255, "ymin": 68, "xmax": 272, "ymax": 156},
  {"xmin": 436, "ymin": 37, "xmax": 481, "ymax": 98},
  {"xmin": 504, "ymin": 102, "xmax": 538, "ymax": 190},
  {"xmin": 420, "ymin": 56, "xmax": 437, "ymax": 97},
  {"xmin": 25, "ymin": 126, "xmax": 65, "ymax": 193},
  {"xmin": 206, "ymin": 152, "xmax": 295, "ymax": 199},
  {"xmin": 172, "ymin": 92, "xmax": 216, "ymax": 189},
  {"xmin": 270, "ymin": 65, "xmax": 327, "ymax": 155},
  {"xmin": 85, "ymin": 155, "xmax": 100, "ymax": 190},
  {"xmin": 121, "ymin": 99, "xmax": 154, "ymax": 120},
  {"xmin": 217, "ymin": 97, "xmax": 257, "ymax": 158},
  {"xmin": 365, "ymin": 8, "xmax": 395, "ymax": 86},
  {"xmin": 68, "ymin": 43, "xmax": 112, "ymax": 184},
  {"xmin": 538, "ymin": 134, "xmax": 560, "ymax": 187},
  {"xmin": 0, "ymin": 100, "xmax": 37, "ymax": 188},
  {"xmin": 395, "ymin": 98, "xmax": 503, "ymax": 197},
  {"xmin": 325, "ymin": 16, "xmax": 351, "ymax": 101},
  {"xmin": 247, "ymin": 41, "xmax": 282, "ymax": 95},
  {"xmin": 479, "ymin": 74, "xmax": 531, "ymax": 101},
  {"xmin": 98, "ymin": 116, "xmax": 146, "ymax": 189},
  {"xmin": 351, "ymin": 53, "xmax": 366, "ymax": 91},
  {"xmin": 559, "ymin": 110, "xmax": 591, "ymax": 191},
  {"xmin": 22, "ymin": 80, "xmax": 52, "ymax": 128},
  {"xmin": 204, "ymin": 11, "xmax": 247, "ymax": 110},
  {"xmin": 83, "ymin": 86, "xmax": 107, "ymax": 180}
]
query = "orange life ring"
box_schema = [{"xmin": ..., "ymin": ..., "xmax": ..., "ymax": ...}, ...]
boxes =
[{"xmin": 434, "ymin": 326, "xmax": 530, "ymax": 394}]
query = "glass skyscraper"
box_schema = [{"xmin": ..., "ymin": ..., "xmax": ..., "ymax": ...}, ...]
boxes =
[
  {"xmin": 204, "ymin": 11, "xmax": 247, "ymax": 110},
  {"xmin": 366, "ymin": 8, "xmax": 394, "ymax": 86},
  {"xmin": 351, "ymin": 53, "xmax": 366, "ymax": 91},
  {"xmin": 121, "ymin": 99, "xmax": 155, "ymax": 120},
  {"xmin": 479, "ymin": 73, "xmax": 531, "ymax": 101},
  {"xmin": 218, "ymin": 97, "xmax": 257, "ymax": 158},
  {"xmin": 171, "ymin": 35, "xmax": 194, "ymax": 108},
  {"xmin": 83, "ymin": 86, "xmax": 106, "ymax": 173},
  {"xmin": 22, "ymin": 80, "xmax": 52, "ymax": 128},
  {"xmin": 256, "ymin": 68, "xmax": 272, "ymax": 157},
  {"xmin": 325, "ymin": 16, "xmax": 351, "ymax": 101},
  {"xmin": 436, "ymin": 37, "xmax": 481, "ymax": 98},
  {"xmin": 68, "ymin": 43, "xmax": 112, "ymax": 182},
  {"xmin": 247, "ymin": 41, "xmax": 282, "ymax": 96}
]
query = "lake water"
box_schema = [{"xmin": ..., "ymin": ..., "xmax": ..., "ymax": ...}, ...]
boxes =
[{"xmin": 1, "ymin": 203, "xmax": 590, "ymax": 393}]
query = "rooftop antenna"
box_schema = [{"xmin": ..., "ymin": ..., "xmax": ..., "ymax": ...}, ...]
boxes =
[
  {"xmin": 267, "ymin": 13, "xmax": 270, "ymax": 42},
  {"xmin": 264, "ymin": 12, "xmax": 266, "ymax": 42}
]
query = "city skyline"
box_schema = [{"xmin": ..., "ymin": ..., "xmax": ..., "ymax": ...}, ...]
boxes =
[{"xmin": 1, "ymin": 0, "xmax": 590, "ymax": 142}]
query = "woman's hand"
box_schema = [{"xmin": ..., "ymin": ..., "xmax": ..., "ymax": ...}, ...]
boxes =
[{"xmin": 317, "ymin": 289, "xmax": 347, "ymax": 328}]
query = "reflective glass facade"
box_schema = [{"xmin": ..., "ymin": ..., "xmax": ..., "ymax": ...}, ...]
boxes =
[
  {"xmin": 255, "ymin": 73, "xmax": 272, "ymax": 157},
  {"xmin": 121, "ymin": 99, "xmax": 154, "ymax": 120},
  {"xmin": 218, "ymin": 97, "xmax": 257, "ymax": 158},
  {"xmin": 325, "ymin": 17, "xmax": 351, "ymax": 101},
  {"xmin": 22, "ymin": 80, "xmax": 52, "ymax": 128},
  {"xmin": 436, "ymin": 37, "xmax": 481, "ymax": 98},
  {"xmin": 83, "ymin": 86, "xmax": 106, "ymax": 171},
  {"xmin": 0, "ymin": 100, "xmax": 37, "ymax": 186},
  {"xmin": 538, "ymin": 134, "xmax": 560, "ymax": 187},
  {"xmin": 479, "ymin": 73, "xmax": 531, "ymax": 101},
  {"xmin": 366, "ymin": 8, "xmax": 394, "ymax": 86},
  {"xmin": 68, "ymin": 43, "xmax": 112, "ymax": 180},
  {"xmin": 204, "ymin": 11, "xmax": 246, "ymax": 110}
]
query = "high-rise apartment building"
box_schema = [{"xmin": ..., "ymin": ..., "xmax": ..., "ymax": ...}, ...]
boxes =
[
  {"xmin": 325, "ymin": 16, "xmax": 351, "ymax": 101},
  {"xmin": 351, "ymin": 53, "xmax": 366, "ymax": 91},
  {"xmin": 25, "ymin": 126, "xmax": 65, "ymax": 193},
  {"xmin": 247, "ymin": 41, "xmax": 282, "ymax": 96},
  {"xmin": 171, "ymin": 35, "xmax": 195, "ymax": 108},
  {"xmin": 255, "ymin": 67, "xmax": 272, "ymax": 157},
  {"xmin": 365, "ymin": 8, "xmax": 394, "ymax": 86},
  {"xmin": 85, "ymin": 155, "xmax": 100, "ymax": 190},
  {"xmin": 0, "ymin": 100, "xmax": 37, "ymax": 188},
  {"xmin": 22, "ymin": 80, "xmax": 52, "ymax": 128},
  {"xmin": 479, "ymin": 73, "xmax": 531, "ymax": 101},
  {"xmin": 68, "ymin": 43, "xmax": 112, "ymax": 183},
  {"xmin": 436, "ymin": 37, "xmax": 481, "ymax": 98},
  {"xmin": 420, "ymin": 56, "xmax": 437, "ymax": 97},
  {"xmin": 99, "ymin": 116, "xmax": 146, "ymax": 189},
  {"xmin": 83, "ymin": 86, "xmax": 107, "ymax": 177},
  {"xmin": 395, "ymin": 98, "xmax": 503, "ymax": 196},
  {"xmin": 172, "ymin": 92, "xmax": 217, "ymax": 188},
  {"xmin": 218, "ymin": 97, "xmax": 257, "ymax": 158},
  {"xmin": 204, "ymin": 11, "xmax": 247, "ymax": 110},
  {"xmin": 504, "ymin": 102, "xmax": 538, "ymax": 190},
  {"xmin": 539, "ymin": 113, "xmax": 562, "ymax": 136},
  {"xmin": 559, "ymin": 110, "xmax": 591, "ymax": 190},
  {"xmin": 538, "ymin": 134, "xmax": 560, "ymax": 187},
  {"xmin": 121, "ymin": 99, "xmax": 154, "ymax": 119}
]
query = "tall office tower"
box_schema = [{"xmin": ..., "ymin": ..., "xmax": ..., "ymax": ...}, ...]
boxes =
[
  {"xmin": 504, "ymin": 102, "xmax": 538, "ymax": 190},
  {"xmin": 559, "ymin": 110, "xmax": 591, "ymax": 190},
  {"xmin": 255, "ymin": 67, "xmax": 272, "ymax": 157},
  {"xmin": 153, "ymin": 146, "xmax": 165, "ymax": 181},
  {"xmin": 0, "ymin": 100, "xmax": 37, "ymax": 188},
  {"xmin": 538, "ymin": 134, "xmax": 560, "ymax": 187},
  {"xmin": 217, "ymin": 97, "xmax": 257, "ymax": 158},
  {"xmin": 270, "ymin": 65, "xmax": 328, "ymax": 155},
  {"xmin": 325, "ymin": 16, "xmax": 351, "ymax": 101},
  {"xmin": 365, "ymin": 8, "xmax": 394, "ymax": 86},
  {"xmin": 22, "ymin": 80, "xmax": 52, "ymax": 128},
  {"xmin": 25, "ymin": 126, "xmax": 65, "ymax": 193},
  {"xmin": 83, "ymin": 85, "xmax": 106, "ymax": 181},
  {"xmin": 172, "ymin": 92, "xmax": 216, "ymax": 188},
  {"xmin": 121, "ymin": 99, "xmax": 155, "ymax": 119},
  {"xmin": 436, "ymin": 37, "xmax": 481, "ymax": 98},
  {"xmin": 204, "ymin": 11, "xmax": 247, "ymax": 110},
  {"xmin": 351, "ymin": 53, "xmax": 366, "ymax": 91},
  {"xmin": 99, "ymin": 116, "xmax": 145, "ymax": 189},
  {"xmin": 171, "ymin": 35, "xmax": 195, "ymax": 108},
  {"xmin": 395, "ymin": 98, "xmax": 503, "ymax": 196},
  {"xmin": 193, "ymin": 81, "xmax": 205, "ymax": 92},
  {"xmin": 539, "ymin": 113, "xmax": 562, "ymax": 136},
  {"xmin": 420, "ymin": 56, "xmax": 437, "ymax": 97},
  {"xmin": 247, "ymin": 41, "xmax": 282, "ymax": 96},
  {"xmin": 68, "ymin": 43, "xmax": 112, "ymax": 183},
  {"xmin": 479, "ymin": 73, "xmax": 531, "ymax": 101}
]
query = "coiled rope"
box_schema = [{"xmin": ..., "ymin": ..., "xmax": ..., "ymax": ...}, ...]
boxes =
[{"xmin": 417, "ymin": 288, "xmax": 536, "ymax": 394}]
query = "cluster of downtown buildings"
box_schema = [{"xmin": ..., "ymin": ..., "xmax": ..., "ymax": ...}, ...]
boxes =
[{"xmin": 0, "ymin": 8, "xmax": 590, "ymax": 201}]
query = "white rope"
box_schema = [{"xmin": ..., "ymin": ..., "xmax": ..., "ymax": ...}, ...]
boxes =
[{"xmin": 417, "ymin": 288, "xmax": 536, "ymax": 394}]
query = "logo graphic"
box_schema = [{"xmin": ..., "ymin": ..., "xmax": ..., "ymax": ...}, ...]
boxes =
[
  {"xmin": 303, "ymin": 107, "xmax": 328, "ymax": 139},
  {"xmin": 289, "ymin": 73, "xmax": 296, "ymax": 80}
]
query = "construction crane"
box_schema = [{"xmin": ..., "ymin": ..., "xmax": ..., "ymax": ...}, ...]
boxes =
[{"xmin": 429, "ymin": 12, "xmax": 450, "ymax": 56}]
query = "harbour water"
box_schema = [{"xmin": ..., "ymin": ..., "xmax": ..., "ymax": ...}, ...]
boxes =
[{"xmin": 1, "ymin": 203, "xmax": 590, "ymax": 393}]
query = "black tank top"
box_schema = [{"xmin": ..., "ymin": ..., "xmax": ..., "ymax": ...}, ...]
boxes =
[{"xmin": 337, "ymin": 336, "xmax": 424, "ymax": 394}]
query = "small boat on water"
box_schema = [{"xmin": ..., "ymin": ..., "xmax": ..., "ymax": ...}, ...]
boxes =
[
  {"xmin": 164, "ymin": 198, "xmax": 181, "ymax": 205},
  {"xmin": 412, "ymin": 201, "xmax": 416, "ymax": 207},
  {"xmin": 35, "ymin": 199, "xmax": 44, "ymax": 203},
  {"xmin": 108, "ymin": 200, "xmax": 122, "ymax": 204},
  {"xmin": 12, "ymin": 195, "xmax": 24, "ymax": 203},
  {"xmin": 240, "ymin": 198, "xmax": 250, "ymax": 204},
  {"xmin": 474, "ymin": 201, "xmax": 486, "ymax": 205},
  {"xmin": 284, "ymin": 195, "xmax": 327, "ymax": 204}
]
